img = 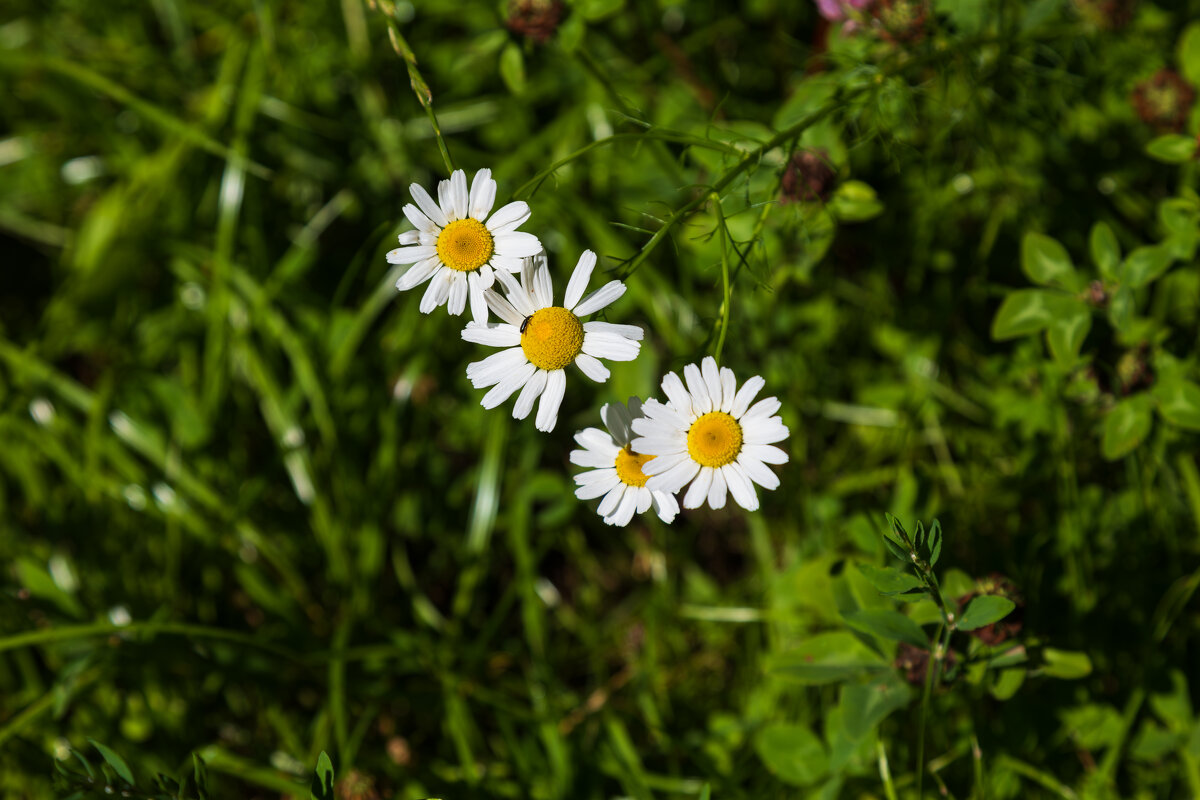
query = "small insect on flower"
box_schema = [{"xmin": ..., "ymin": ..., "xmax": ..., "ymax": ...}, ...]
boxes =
[
  {"xmin": 387, "ymin": 168, "xmax": 543, "ymax": 323},
  {"xmin": 631, "ymin": 356, "xmax": 789, "ymax": 512},
  {"xmin": 462, "ymin": 250, "xmax": 643, "ymax": 432},
  {"xmin": 570, "ymin": 398, "xmax": 680, "ymax": 527}
]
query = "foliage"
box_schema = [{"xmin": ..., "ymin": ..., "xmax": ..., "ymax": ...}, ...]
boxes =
[{"xmin": 2, "ymin": 0, "xmax": 1200, "ymax": 798}]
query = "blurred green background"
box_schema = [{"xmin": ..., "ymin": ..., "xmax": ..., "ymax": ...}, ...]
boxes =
[{"xmin": 3, "ymin": 0, "xmax": 1200, "ymax": 797}]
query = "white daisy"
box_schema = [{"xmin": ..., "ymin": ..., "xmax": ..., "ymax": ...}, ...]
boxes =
[
  {"xmin": 570, "ymin": 398, "xmax": 681, "ymax": 527},
  {"xmin": 387, "ymin": 168, "xmax": 542, "ymax": 323},
  {"xmin": 631, "ymin": 356, "xmax": 788, "ymax": 512},
  {"xmin": 462, "ymin": 250, "xmax": 643, "ymax": 432}
]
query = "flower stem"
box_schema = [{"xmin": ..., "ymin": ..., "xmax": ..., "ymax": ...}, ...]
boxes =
[{"xmin": 382, "ymin": 15, "xmax": 455, "ymax": 175}]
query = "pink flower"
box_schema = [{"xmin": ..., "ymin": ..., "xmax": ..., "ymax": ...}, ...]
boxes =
[{"xmin": 815, "ymin": 0, "xmax": 873, "ymax": 22}]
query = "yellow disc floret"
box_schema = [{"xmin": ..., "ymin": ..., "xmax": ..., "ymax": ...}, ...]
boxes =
[
  {"xmin": 521, "ymin": 307, "xmax": 584, "ymax": 371},
  {"xmin": 436, "ymin": 218, "xmax": 494, "ymax": 272},
  {"xmin": 614, "ymin": 447, "xmax": 655, "ymax": 487},
  {"xmin": 687, "ymin": 411, "xmax": 743, "ymax": 468}
]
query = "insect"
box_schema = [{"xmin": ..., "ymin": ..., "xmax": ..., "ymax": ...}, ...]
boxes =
[{"xmin": 520, "ymin": 315, "xmax": 532, "ymax": 334}]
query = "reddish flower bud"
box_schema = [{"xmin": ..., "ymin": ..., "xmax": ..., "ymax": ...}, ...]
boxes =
[
  {"xmin": 1132, "ymin": 69, "xmax": 1196, "ymax": 133},
  {"xmin": 781, "ymin": 149, "xmax": 837, "ymax": 204},
  {"xmin": 507, "ymin": 0, "xmax": 564, "ymax": 44}
]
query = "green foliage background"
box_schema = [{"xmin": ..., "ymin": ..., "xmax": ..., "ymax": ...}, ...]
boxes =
[{"xmin": 2, "ymin": 0, "xmax": 1200, "ymax": 797}]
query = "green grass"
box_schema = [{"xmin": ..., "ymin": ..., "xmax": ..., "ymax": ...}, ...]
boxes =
[{"xmin": 2, "ymin": 0, "xmax": 1200, "ymax": 797}]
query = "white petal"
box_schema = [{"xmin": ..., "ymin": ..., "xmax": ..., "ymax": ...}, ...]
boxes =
[
  {"xmin": 606, "ymin": 489, "xmax": 639, "ymax": 527},
  {"xmin": 597, "ymin": 484, "xmax": 626, "ymax": 518},
  {"xmin": 642, "ymin": 450, "xmax": 688, "ymax": 476},
  {"xmin": 485, "ymin": 200, "xmax": 530, "ymax": 233},
  {"xmin": 583, "ymin": 320, "xmax": 644, "ymax": 340},
  {"xmin": 575, "ymin": 353, "xmax": 610, "ymax": 383},
  {"xmin": 742, "ymin": 417, "xmax": 790, "ymax": 445},
  {"xmin": 575, "ymin": 465, "xmax": 618, "ymax": 485},
  {"xmin": 532, "ymin": 256, "xmax": 554, "ymax": 308},
  {"xmin": 469, "ymin": 168, "xmax": 496, "ymax": 220},
  {"xmin": 707, "ymin": 468, "xmax": 728, "ymax": 509},
  {"xmin": 573, "ymin": 427, "xmax": 619, "ymax": 455},
  {"xmin": 512, "ymin": 369, "xmax": 548, "ymax": 420},
  {"xmin": 601, "ymin": 401, "xmax": 633, "ymax": 446},
  {"xmin": 468, "ymin": 273, "xmax": 489, "ymax": 324},
  {"xmin": 743, "ymin": 443, "xmax": 788, "ymax": 465},
  {"xmin": 450, "ymin": 169, "xmax": 469, "ymax": 221},
  {"xmin": 484, "ymin": 288, "xmax": 525, "ymax": 326},
  {"xmin": 572, "ymin": 280, "xmax": 626, "ymax": 316},
  {"xmin": 661, "ymin": 372, "xmax": 695, "ymax": 418},
  {"xmin": 418, "ymin": 270, "xmax": 453, "ymax": 313},
  {"xmin": 535, "ymin": 369, "xmax": 567, "ymax": 432},
  {"xmin": 571, "ymin": 448, "xmax": 619, "ymax": 469},
  {"xmin": 683, "ymin": 363, "xmax": 712, "ymax": 414},
  {"xmin": 744, "ymin": 397, "xmax": 782, "ymax": 422},
  {"xmin": 490, "ymin": 254, "xmax": 525, "ymax": 273},
  {"xmin": 462, "ymin": 322, "xmax": 521, "ymax": 347},
  {"xmin": 466, "ymin": 346, "xmax": 527, "ymax": 388},
  {"xmin": 481, "ymin": 361, "xmax": 535, "ymax": 409},
  {"xmin": 730, "ymin": 376, "xmax": 765, "ymax": 418},
  {"xmin": 386, "ymin": 245, "xmax": 437, "ymax": 264},
  {"xmin": 641, "ymin": 400, "xmax": 689, "ymax": 432},
  {"xmin": 395, "ymin": 257, "xmax": 440, "ymax": 291},
  {"xmin": 476, "ymin": 264, "xmax": 495, "ymax": 290},
  {"xmin": 581, "ymin": 332, "xmax": 640, "ymax": 362},
  {"xmin": 634, "ymin": 487, "xmax": 653, "ymax": 515},
  {"xmin": 723, "ymin": 463, "xmax": 759, "ymax": 511},
  {"xmin": 575, "ymin": 471, "xmax": 620, "ymax": 500},
  {"xmin": 398, "ymin": 230, "xmax": 421, "ymax": 245},
  {"xmin": 402, "ymin": 203, "xmax": 438, "ymax": 234},
  {"xmin": 495, "ymin": 271, "xmax": 538, "ymax": 317},
  {"xmin": 701, "ymin": 358, "xmax": 724, "ymax": 411},
  {"xmin": 646, "ymin": 458, "xmax": 700, "ymax": 494},
  {"xmin": 719, "ymin": 368, "xmax": 738, "ymax": 413},
  {"xmin": 447, "ymin": 272, "xmax": 468, "ymax": 315},
  {"xmin": 438, "ymin": 179, "xmax": 455, "ymax": 222},
  {"xmin": 494, "ymin": 231, "xmax": 543, "ymax": 258},
  {"xmin": 634, "ymin": 437, "xmax": 688, "ymax": 457},
  {"xmin": 410, "ymin": 182, "xmax": 448, "ymax": 228},
  {"xmin": 564, "ymin": 250, "xmax": 597, "ymax": 311},
  {"xmin": 683, "ymin": 467, "xmax": 714, "ymax": 509},
  {"xmin": 738, "ymin": 455, "xmax": 780, "ymax": 490},
  {"xmin": 651, "ymin": 490, "xmax": 679, "ymax": 524}
]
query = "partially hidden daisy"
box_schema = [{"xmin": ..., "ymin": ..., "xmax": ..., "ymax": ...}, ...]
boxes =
[
  {"xmin": 387, "ymin": 168, "xmax": 542, "ymax": 322},
  {"xmin": 631, "ymin": 356, "xmax": 788, "ymax": 512},
  {"xmin": 462, "ymin": 250, "xmax": 642, "ymax": 432},
  {"xmin": 570, "ymin": 398, "xmax": 680, "ymax": 527}
]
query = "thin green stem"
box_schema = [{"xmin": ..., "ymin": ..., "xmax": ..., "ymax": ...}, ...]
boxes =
[
  {"xmin": 877, "ymin": 740, "xmax": 900, "ymax": 800},
  {"xmin": 382, "ymin": 15, "xmax": 455, "ymax": 174},
  {"xmin": 0, "ymin": 622, "xmax": 299, "ymax": 660},
  {"xmin": 712, "ymin": 193, "xmax": 732, "ymax": 364}
]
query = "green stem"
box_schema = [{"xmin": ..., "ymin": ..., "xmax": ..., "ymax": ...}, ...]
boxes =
[
  {"xmin": 712, "ymin": 193, "xmax": 732, "ymax": 364},
  {"xmin": 383, "ymin": 16, "xmax": 455, "ymax": 174},
  {"xmin": 0, "ymin": 621, "xmax": 299, "ymax": 660}
]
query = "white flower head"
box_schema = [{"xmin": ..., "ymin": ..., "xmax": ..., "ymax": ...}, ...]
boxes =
[
  {"xmin": 462, "ymin": 250, "xmax": 643, "ymax": 432},
  {"xmin": 631, "ymin": 356, "xmax": 788, "ymax": 512},
  {"xmin": 570, "ymin": 398, "xmax": 681, "ymax": 527},
  {"xmin": 387, "ymin": 168, "xmax": 542, "ymax": 323}
]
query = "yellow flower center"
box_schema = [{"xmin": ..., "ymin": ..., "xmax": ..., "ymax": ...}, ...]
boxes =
[
  {"xmin": 520, "ymin": 307, "xmax": 583, "ymax": 371},
  {"xmin": 614, "ymin": 447, "xmax": 655, "ymax": 487},
  {"xmin": 436, "ymin": 218, "xmax": 494, "ymax": 272},
  {"xmin": 687, "ymin": 411, "xmax": 743, "ymax": 468}
]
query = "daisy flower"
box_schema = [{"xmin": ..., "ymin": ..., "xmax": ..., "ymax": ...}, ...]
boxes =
[
  {"xmin": 387, "ymin": 168, "xmax": 542, "ymax": 323},
  {"xmin": 570, "ymin": 398, "xmax": 680, "ymax": 527},
  {"xmin": 462, "ymin": 250, "xmax": 642, "ymax": 432},
  {"xmin": 631, "ymin": 356, "xmax": 788, "ymax": 512}
]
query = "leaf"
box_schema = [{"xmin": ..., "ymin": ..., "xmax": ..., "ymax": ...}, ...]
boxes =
[
  {"xmin": 1045, "ymin": 303, "xmax": 1091, "ymax": 366},
  {"xmin": 1021, "ymin": 232, "xmax": 1076, "ymax": 288},
  {"xmin": 1180, "ymin": 22, "xmax": 1200, "ymax": 84},
  {"xmin": 769, "ymin": 631, "xmax": 888, "ymax": 684},
  {"xmin": 856, "ymin": 563, "xmax": 922, "ymax": 595},
  {"xmin": 1042, "ymin": 648, "xmax": 1092, "ymax": 679},
  {"xmin": 311, "ymin": 751, "xmax": 335, "ymax": 800},
  {"xmin": 1089, "ymin": 221, "xmax": 1121, "ymax": 280},
  {"xmin": 193, "ymin": 753, "xmax": 210, "ymax": 800},
  {"xmin": 957, "ymin": 595, "xmax": 1016, "ymax": 631},
  {"xmin": 1108, "ymin": 285, "xmax": 1134, "ymax": 332},
  {"xmin": 840, "ymin": 672, "xmax": 914, "ymax": 740},
  {"xmin": 830, "ymin": 180, "xmax": 883, "ymax": 223},
  {"xmin": 499, "ymin": 42, "xmax": 526, "ymax": 95},
  {"xmin": 991, "ymin": 289, "xmax": 1056, "ymax": 340},
  {"xmin": 88, "ymin": 739, "xmax": 134, "ymax": 785},
  {"xmin": 1146, "ymin": 135, "xmax": 1198, "ymax": 164},
  {"xmin": 1124, "ymin": 245, "xmax": 1174, "ymax": 288},
  {"xmin": 1102, "ymin": 396, "xmax": 1154, "ymax": 461},
  {"xmin": 926, "ymin": 519, "xmax": 943, "ymax": 567},
  {"xmin": 990, "ymin": 668, "xmax": 1026, "ymax": 700},
  {"xmin": 755, "ymin": 723, "xmax": 829, "ymax": 786},
  {"xmin": 1154, "ymin": 378, "xmax": 1200, "ymax": 431},
  {"xmin": 842, "ymin": 609, "xmax": 929, "ymax": 648}
]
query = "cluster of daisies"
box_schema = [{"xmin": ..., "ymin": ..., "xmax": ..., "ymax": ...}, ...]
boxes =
[{"xmin": 388, "ymin": 168, "xmax": 789, "ymax": 526}]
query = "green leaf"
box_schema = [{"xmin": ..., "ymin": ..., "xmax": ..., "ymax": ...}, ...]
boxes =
[
  {"xmin": 755, "ymin": 723, "xmax": 829, "ymax": 786},
  {"xmin": 1154, "ymin": 378, "xmax": 1200, "ymax": 430},
  {"xmin": 88, "ymin": 739, "xmax": 134, "ymax": 785},
  {"xmin": 13, "ymin": 557, "xmax": 85, "ymax": 618},
  {"xmin": 829, "ymin": 180, "xmax": 883, "ymax": 223},
  {"xmin": 1178, "ymin": 23, "xmax": 1200, "ymax": 85},
  {"xmin": 1042, "ymin": 648, "xmax": 1093, "ymax": 679},
  {"xmin": 856, "ymin": 563, "xmax": 922, "ymax": 595},
  {"xmin": 927, "ymin": 519, "xmax": 943, "ymax": 567},
  {"xmin": 958, "ymin": 595, "xmax": 1016, "ymax": 631},
  {"xmin": 1102, "ymin": 396, "xmax": 1154, "ymax": 461},
  {"xmin": 840, "ymin": 672, "xmax": 914, "ymax": 740},
  {"xmin": 1021, "ymin": 232, "xmax": 1076, "ymax": 287},
  {"xmin": 769, "ymin": 631, "xmax": 888, "ymax": 684},
  {"xmin": 499, "ymin": 42, "xmax": 526, "ymax": 95},
  {"xmin": 311, "ymin": 751, "xmax": 335, "ymax": 800},
  {"xmin": 842, "ymin": 609, "xmax": 928, "ymax": 648},
  {"xmin": 991, "ymin": 289, "xmax": 1057, "ymax": 340},
  {"xmin": 1124, "ymin": 245, "xmax": 1174, "ymax": 288},
  {"xmin": 1045, "ymin": 303, "xmax": 1091, "ymax": 366},
  {"xmin": 990, "ymin": 668, "xmax": 1026, "ymax": 700},
  {"xmin": 1108, "ymin": 286, "xmax": 1134, "ymax": 332},
  {"xmin": 1146, "ymin": 135, "xmax": 1198, "ymax": 164},
  {"xmin": 193, "ymin": 753, "xmax": 210, "ymax": 800},
  {"xmin": 1090, "ymin": 221, "xmax": 1121, "ymax": 280},
  {"xmin": 578, "ymin": 0, "xmax": 625, "ymax": 20}
]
